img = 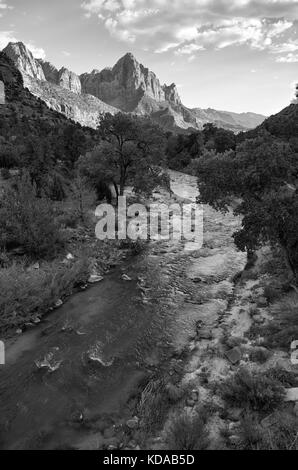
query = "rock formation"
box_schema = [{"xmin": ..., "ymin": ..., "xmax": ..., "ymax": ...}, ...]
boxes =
[
  {"xmin": 2, "ymin": 41, "xmax": 266, "ymax": 132},
  {"xmin": 3, "ymin": 42, "xmax": 45, "ymax": 81}
]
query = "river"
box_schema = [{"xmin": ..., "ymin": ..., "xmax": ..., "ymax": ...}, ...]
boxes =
[{"xmin": 0, "ymin": 171, "xmax": 246, "ymax": 450}]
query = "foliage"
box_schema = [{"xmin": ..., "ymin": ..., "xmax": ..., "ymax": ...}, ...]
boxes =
[
  {"xmin": 0, "ymin": 257, "xmax": 90, "ymax": 333},
  {"xmin": 165, "ymin": 124, "xmax": 236, "ymax": 171},
  {"xmin": 250, "ymin": 292, "xmax": 298, "ymax": 350},
  {"xmin": 220, "ymin": 367, "xmax": 285, "ymax": 412},
  {"xmin": 195, "ymin": 134, "xmax": 298, "ymax": 275},
  {"xmin": 0, "ymin": 173, "xmax": 63, "ymax": 258},
  {"xmin": 166, "ymin": 412, "xmax": 209, "ymax": 450},
  {"xmin": 79, "ymin": 113, "xmax": 168, "ymax": 198}
]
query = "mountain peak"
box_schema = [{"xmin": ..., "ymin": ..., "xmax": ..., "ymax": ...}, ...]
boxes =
[{"xmin": 3, "ymin": 42, "xmax": 45, "ymax": 81}]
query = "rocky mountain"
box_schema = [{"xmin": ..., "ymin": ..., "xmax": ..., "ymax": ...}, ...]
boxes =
[
  {"xmin": 3, "ymin": 42, "xmax": 45, "ymax": 81},
  {"xmin": 3, "ymin": 42, "xmax": 118, "ymax": 128},
  {"xmin": 2, "ymin": 41, "xmax": 266, "ymax": 132},
  {"xmin": 191, "ymin": 108, "xmax": 266, "ymax": 133},
  {"xmin": 38, "ymin": 60, "xmax": 82, "ymax": 94}
]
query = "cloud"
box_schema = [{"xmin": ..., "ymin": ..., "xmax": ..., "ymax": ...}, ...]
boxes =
[
  {"xmin": 81, "ymin": 0, "xmax": 298, "ymax": 61},
  {"xmin": 0, "ymin": 31, "xmax": 46, "ymax": 59},
  {"xmin": 277, "ymin": 52, "xmax": 298, "ymax": 62}
]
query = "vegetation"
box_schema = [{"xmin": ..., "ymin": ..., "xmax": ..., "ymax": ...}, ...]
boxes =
[
  {"xmin": 195, "ymin": 133, "xmax": 298, "ymax": 277},
  {"xmin": 79, "ymin": 112, "xmax": 169, "ymax": 198},
  {"xmin": 220, "ymin": 367, "xmax": 285, "ymax": 412},
  {"xmin": 165, "ymin": 123, "xmax": 236, "ymax": 171},
  {"xmin": 0, "ymin": 174, "xmax": 63, "ymax": 258},
  {"xmin": 165, "ymin": 412, "xmax": 209, "ymax": 450},
  {"xmin": 0, "ymin": 257, "xmax": 90, "ymax": 333}
]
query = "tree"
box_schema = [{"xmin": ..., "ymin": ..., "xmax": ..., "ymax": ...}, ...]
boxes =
[
  {"xmin": 79, "ymin": 113, "xmax": 168, "ymax": 199},
  {"xmin": 195, "ymin": 135, "xmax": 298, "ymax": 277}
]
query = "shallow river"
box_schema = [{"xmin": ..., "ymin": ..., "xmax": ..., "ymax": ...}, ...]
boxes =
[{"xmin": 0, "ymin": 171, "xmax": 245, "ymax": 450}]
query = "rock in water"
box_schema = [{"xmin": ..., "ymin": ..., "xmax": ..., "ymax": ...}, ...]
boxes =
[{"xmin": 88, "ymin": 274, "xmax": 104, "ymax": 284}]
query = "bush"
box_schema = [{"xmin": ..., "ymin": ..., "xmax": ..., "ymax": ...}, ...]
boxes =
[
  {"xmin": 265, "ymin": 367, "xmax": 298, "ymax": 387},
  {"xmin": 0, "ymin": 257, "xmax": 90, "ymax": 333},
  {"xmin": 166, "ymin": 412, "xmax": 209, "ymax": 450},
  {"xmin": 0, "ymin": 174, "xmax": 63, "ymax": 258},
  {"xmin": 239, "ymin": 411, "xmax": 298, "ymax": 450},
  {"xmin": 249, "ymin": 347, "xmax": 272, "ymax": 364},
  {"xmin": 1, "ymin": 168, "xmax": 10, "ymax": 180},
  {"xmin": 254, "ymin": 293, "xmax": 298, "ymax": 349},
  {"xmin": 220, "ymin": 367, "xmax": 285, "ymax": 412}
]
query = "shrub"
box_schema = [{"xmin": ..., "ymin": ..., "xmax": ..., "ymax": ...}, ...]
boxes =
[
  {"xmin": 1, "ymin": 168, "xmax": 10, "ymax": 180},
  {"xmin": 0, "ymin": 257, "xmax": 90, "ymax": 333},
  {"xmin": 239, "ymin": 411, "xmax": 298, "ymax": 450},
  {"xmin": 265, "ymin": 367, "xmax": 298, "ymax": 387},
  {"xmin": 0, "ymin": 174, "xmax": 63, "ymax": 258},
  {"xmin": 249, "ymin": 347, "xmax": 272, "ymax": 364},
  {"xmin": 260, "ymin": 293, "xmax": 298, "ymax": 349},
  {"xmin": 264, "ymin": 284, "xmax": 282, "ymax": 304},
  {"xmin": 166, "ymin": 412, "xmax": 209, "ymax": 450},
  {"xmin": 220, "ymin": 367, "xmax": 285, "ymax": 412}
]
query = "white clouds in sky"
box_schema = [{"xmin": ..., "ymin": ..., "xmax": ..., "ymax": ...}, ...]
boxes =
[{"xmin": 81, "ymin": 0, "xmax": 298, "ymax": 62}]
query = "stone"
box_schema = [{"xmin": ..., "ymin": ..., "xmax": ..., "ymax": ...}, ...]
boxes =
[
  {"xmin": 257, "ymin": 296, "xmax": 267, "ymax": 308},
  {"xmin": 227, "ymin": 408, "xmax": 242, "ymax": 421},
  {"xmin": 55, "ymin": 299, "xmax": 63, "ymax": 308},
  {"xmin": 285, "ymin": 388, "xmax": 298, "ymax": 402},
  {"xmin": 225, "ymin": 347, "xmax": 242, "ymax": 365},
  {"xmin": 126, "ymin": 416, "xmax": 139, "ymax": 430},
  {"xmin": 16, "ymin": 328, "xmax": 22, "ymax": 335},
  {"xmin": 88, "ymin": 274, "xmax": 104, "ymax": 284},
  {"xmin": 198, "ymin": 329, "xmax": 213, "ymax": 340}
]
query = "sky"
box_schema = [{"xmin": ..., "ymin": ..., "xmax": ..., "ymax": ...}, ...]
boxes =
[{"xmin": 0, "ymin": 0, "xmax": 297, "ymax": 115}]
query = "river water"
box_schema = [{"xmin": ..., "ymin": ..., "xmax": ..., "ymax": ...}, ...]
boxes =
[{"xmin": 0, "ymin": 171, "xmax": 246, "ymax": 449}]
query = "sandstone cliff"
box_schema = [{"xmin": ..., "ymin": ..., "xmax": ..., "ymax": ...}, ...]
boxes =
[
  {"xmin": 2, "ymin": 41, "xmax": 266, "ymax": 132},
  {"xmin": 3, "ymin": 42, "xmax": 45, "ymax": 81}
]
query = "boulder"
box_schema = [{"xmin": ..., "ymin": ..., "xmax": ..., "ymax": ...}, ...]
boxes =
[
  {"xmin": 126, "ymin": 416, "xmax": 139, "ymax": 430},
  {"xmin": 88, "ymin": 274, "xmax": 104, "ymax": 284},
  {"xmin": 225, "ymin": 347, "xmax": 242, "ymax": 365},
  {"xmin": 285, "ymin": 388, "xmax": 298, "ymax": 402}
]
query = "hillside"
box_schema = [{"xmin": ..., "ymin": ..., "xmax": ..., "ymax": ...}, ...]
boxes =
[{"xmin": 0, "ymin": 52, "xmax": 97, "ymax": 169}]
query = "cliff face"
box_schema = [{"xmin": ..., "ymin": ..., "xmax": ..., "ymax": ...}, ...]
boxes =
[
  {"xmin": 80, "ymin": 53, "xmax": 173, "ymax": 112},
  {"xmin": 38, "ymin": 60, "xmax": 82, "ymax": 94},
  {"xmin": 2, "ymin": 43, "xmax": 116, "ymax": 128},
  {"xmin": 1, "ymin": 41, "xmax": 266, "ymax": 132},
  {"xmin": 3, "ymin": 42, "xmax": 45, "ymax": 81}
]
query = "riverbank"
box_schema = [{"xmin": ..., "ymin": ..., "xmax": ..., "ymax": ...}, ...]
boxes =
[{"xmin": 141, "ymin": 245, "xmax": 298, "ymax": 450}]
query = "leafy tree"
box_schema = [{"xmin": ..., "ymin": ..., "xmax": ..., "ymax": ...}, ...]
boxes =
[
  {"xmin": 79, "ymin": 113, "xmax": 168, "ymax": 198},
  {"xmin": 196, "ymin": 135, "xmax": 298, "ymax": 276}
]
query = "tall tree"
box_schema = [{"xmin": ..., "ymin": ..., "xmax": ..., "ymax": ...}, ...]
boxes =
[{"xmin": 79, "ymin": 113, "xmax": 168, "ymax": 199}]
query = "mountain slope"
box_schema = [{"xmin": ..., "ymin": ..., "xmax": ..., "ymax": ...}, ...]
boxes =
[
  {"xmin": 0, "ymin": 52, "xmax": 97, "ymax": 168},
  {"xmin": 2, "ymin": 41, "xmax": 266, "ymax": 132},
  {"xmin": 3, "ymin": 42, "xmax": 118, "ymax": 128}
]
